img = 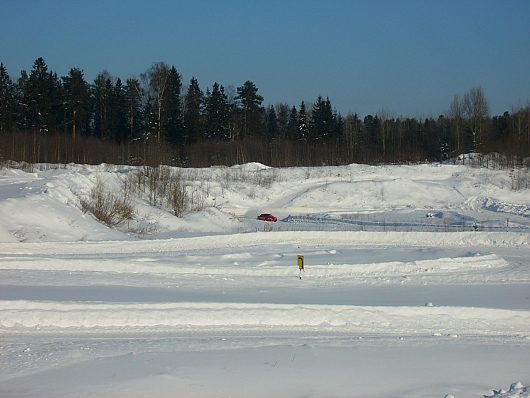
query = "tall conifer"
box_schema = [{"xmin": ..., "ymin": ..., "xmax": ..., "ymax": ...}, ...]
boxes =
[
  {"xmin": 0, "ymin": 63, "xmax": 15, "ymax": 134},
  {"xmin": 184, "ymin": 77, "xmax": 203, "ymax": 144},
  {"xmin": 164, "ymin": 66, "xmax": 184, "ymax": 145},
  {"xmin": 205, "ymin": 82, "xmax": 229, "ymax": 139}
]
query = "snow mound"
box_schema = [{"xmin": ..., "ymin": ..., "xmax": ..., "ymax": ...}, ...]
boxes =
[
  {"xmin": 484, "ymin": 382, "xmax": 528, "ymax": 398},
  {"xmin": 231, "ymin": 162, "xmax": 271, "ymax": 171},
  {"xmin": 483, "ymin": 198, "xmax": 530, "ymax": 218}
]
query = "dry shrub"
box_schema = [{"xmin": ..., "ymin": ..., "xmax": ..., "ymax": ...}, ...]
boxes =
[
  {"xmin": 80, "ymin": 177, "xmax": 134, "ymax": 227},
  {"xmin": 133, "ymin": 165, "xmax": 188, "ymax": 216}
]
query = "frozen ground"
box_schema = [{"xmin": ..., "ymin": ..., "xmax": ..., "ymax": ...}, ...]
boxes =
[{"xmin": 0, "ymin": 162, "xmax": 529, "ymax": 397}]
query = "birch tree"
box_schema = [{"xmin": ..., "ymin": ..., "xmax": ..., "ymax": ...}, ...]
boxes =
[
  {"xmin": 463, "ymin": 87, "xmax": 489, "ymax": 152},
  {"xmin": 142, "ymin": 63, "xmax": 170, "ymax": 143}
]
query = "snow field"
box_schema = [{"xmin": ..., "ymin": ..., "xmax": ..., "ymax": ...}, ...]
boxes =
[{"xmin": 0, "ymin": 162, "xmax": 529, "ymax": 397}]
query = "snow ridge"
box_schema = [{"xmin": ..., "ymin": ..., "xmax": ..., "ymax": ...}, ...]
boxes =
[
  {"xmin": 1, "ymin": 300, "xmax": 529, "ymax": 338},
  {"xmin": 0, "ymin": 252, "xmax": 507, "ymax": 278},
  {"xmin": 1, "ymin": 231, "xmax": 528, "ymax": 257}
]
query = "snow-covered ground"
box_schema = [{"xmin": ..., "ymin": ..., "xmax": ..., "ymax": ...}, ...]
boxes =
[{"xmin": 0, "ymin": 162, "xmax": 529, "ymax": 397}]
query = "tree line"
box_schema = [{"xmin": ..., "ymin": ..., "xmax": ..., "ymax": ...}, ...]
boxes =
[{"xmin": 0, "ymin": 57, "xmax": 529, "ymax": 167}]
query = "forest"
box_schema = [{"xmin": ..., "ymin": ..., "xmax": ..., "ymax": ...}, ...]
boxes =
[{"xmin": 0, "ymin": 57, "xmax": 529, "ymax": 168}]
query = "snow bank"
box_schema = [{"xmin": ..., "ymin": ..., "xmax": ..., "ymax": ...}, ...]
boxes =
[
  {"xmin": 0, "ymin": 252, "xmax": 508, "ymax": 278},
  {"xmin": 1, "ymin": 231, "xmax": 528, "ymax": 257},
  {"xmin": 1, "ymin": 300, "xmax": 529, "ymax": 337},
  {"xmin": 2, "ymin": 162, "xmax": 529, "ymax": 242},
  {"xmin": 484, "ymin": 382, "xmax": 528, "ymax": 398}
]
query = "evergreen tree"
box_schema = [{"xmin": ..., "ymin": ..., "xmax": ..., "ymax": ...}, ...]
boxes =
[
  {"xmin": 92, "ymin": 72, "xmax": 113, "ymax": 138},
  {"xmin": 311, "ymin": 96, "xmax": 334, "ymax": 139},
  {"xmin": 276, "ymin": 103, "xmax": 290, "ymax": 137},
  {"xmin": 48, "ymin": 71, "xmax": 64, "ymax": 133},
  {"xmin": 266, "ymin": 105, "xmax": 278, "ymax": 138},
  {"xmin": 363, "ymin": 114, "xmax": 381, "ymax": 153},
  {"xmin": 62, "ymin": 68, "xmax": 90, "ymax": 139},
  {"xmin": 333, "ymin": 111, "xmax": 344, "ymax": 137},
  {"xmin": 27, "ymin": 57, "xmax": 54, "ymax": 132},
  {"xmin": 142, "ymin": 95, "xmax": 158, "ymax": 142},
  {"xmin": 297, "ymin": 101, "xmax": 309, "ymax": 140},
  {"xmin": 15, "ymin": 70, "xmax": 31, "ymax": 131},
  {"xmin": 184, "ymin": 77, "xmax": 203, "ymax": 144},
  {"xmin": 205, "ymin": 82, "xmax": 229, "ymax": 139},
  {"xmin": 0, "ymin": 63, "xmax": 15, "ymax": 134},
  {"xmin": 110, "ymin": 78, "xmax": 127, "ymax": 143},
  {"xmin": 287, "ymin": 105, "xmax": 298, "ymax": 139},
  {"xmin": 163, "ymin": 66, "xmax": 184, "ymax": 145},
  {"xmin": 236, "ymin": 80, "xmax": 264, "ymax": 137},
  {"xmin": 125, "ymin": 78, "xmax": 143, "ymax": 140}
]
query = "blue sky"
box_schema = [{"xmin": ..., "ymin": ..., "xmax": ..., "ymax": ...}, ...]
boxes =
[{"xmin": 1, "ymin": 0, "xmax": 529, "ymax": 117}]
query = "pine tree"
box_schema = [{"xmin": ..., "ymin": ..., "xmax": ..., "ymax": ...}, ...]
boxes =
[
  {"xmin": 311, "ymin": 96, "xmax": 334, "ymax": 139},
  {"xmin": 92, "ymin": 72, "xmax": 113, "ymax": 138},
  {"xmin": 297, "ymin": 101, "xmax": 308, "ymax": 140},
  {"xmin": 184, "ymin": 77, "xmax": 203, "ymax": 144},
  {"xmin": 142, "ymin": 95, "xmax": 158, "ymax": 142},
  {"xmin": 48, "ymin": 71, "xmax": 64, "ymax": 133},
  {"xmin": 333, "ymin": 111, "xmax": 344, "ymax": 137},
  {"xmin": 110, "ymin": 78, "xmax": 127, "ymax": 143},
  {"xmin": 0, "ymin": 63, "xmax": 15, "ymax": 134},
  {"xmin": 276, "ymin": 103, "xmax": 290, "ymax": 137},
  {"xmin": 62, "ymin": 68, "xmax": 90, "ymax": 139},
  {"xmin": 27, "ymin": 57, "xmax": 53, "ymax": 132},
  {"xmin": 287, "ymin": 105, "xmax": 298, "ymax": 139},
  {"xmin": 266, "ymin": 105, "xmax": 278, "ymax": 138},
  {"xmin": 163, "ymin": 66, "xmax": 184, "ymax": 145},
  {"xmin": 236, "ymin": 80, "xmax": 264, "ymax": 137},
  {"xmin": 15, "ymin": 70, "xmax": 30, "ymax": 131},
  {"xmin": 205, "ymin": 82, "xmax": 229, "ymax": 139},
  {"xmin": 125, "ymin": 78, "xmax": 143, "ymax": 140}
]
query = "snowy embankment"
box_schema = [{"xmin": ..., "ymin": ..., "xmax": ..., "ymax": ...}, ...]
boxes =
[
  {"xmin": 484, "ymin": 383, "xmax": 528, "ymax": 398},
  {"xmin": 1, "ymin": 230, "xmax": 529, "ymax": 256},
  {"xmin": 1, "ymin": 300, "xmax": 529, "ymax": 338},
  {"xmin": 0, "ymin": 252, "xmax": 508, "ymax": 277}
]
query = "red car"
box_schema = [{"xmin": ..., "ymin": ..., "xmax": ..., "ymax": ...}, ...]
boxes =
[{"xmin": 257, "ymin": 213, "xmax": 277, "ymax": 222}]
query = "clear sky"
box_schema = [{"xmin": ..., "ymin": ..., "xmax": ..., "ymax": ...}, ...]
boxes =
[{"xmin": 1, "ymin": 0, "xmax": 529, "ymax": 117}]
